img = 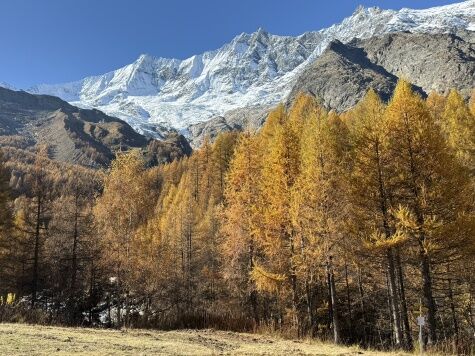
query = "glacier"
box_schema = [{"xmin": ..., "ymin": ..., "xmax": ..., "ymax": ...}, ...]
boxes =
[{"xmin": 28, "ymin": 1, "xmax": 475, "ymax": 137}]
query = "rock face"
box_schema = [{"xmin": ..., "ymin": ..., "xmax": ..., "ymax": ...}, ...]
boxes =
[
  {"xmin": 288, "ymin": 40, "xmax": 399, "ymax": 111},
  {"xmin": 358, "ymin": 31, "xmax": 475, "ymax": 97},
  {"xmin": 186, "ymin": 105, "xmax": 271, "ymax": 148},
  {"xmin": 28, "ymin": 1, "xmax": 475, "ymax": 136},
  {"xmin": 0, "ymin": 87, "xmax": 190, "ymax": 167},
  {"xmin": 288, "ymin": 31, "xmax": 475, "ymax": 112},
  {"xmin": 144, "ymin": 133, "xmax": 193, "ymax": 166}
]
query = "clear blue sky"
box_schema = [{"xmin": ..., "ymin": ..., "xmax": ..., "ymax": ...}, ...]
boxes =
[{"xmin": 0, "ymin": 0, "xmax": 462, "ymax": 88}]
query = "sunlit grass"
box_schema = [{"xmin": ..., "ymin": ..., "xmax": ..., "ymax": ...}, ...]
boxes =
[{"xmin": 0, "ymin": 323, "xmax": 414, "ymax": 355}]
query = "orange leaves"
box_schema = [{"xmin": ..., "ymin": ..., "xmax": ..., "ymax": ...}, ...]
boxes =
[{"xmin": 250, "ymin": 264, "xmax": 286, "ymax": 294}]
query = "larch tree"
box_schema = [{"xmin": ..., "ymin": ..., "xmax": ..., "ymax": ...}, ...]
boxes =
[
  {"xmin": 291, "ymin": 97, "xmax": 347, "ymax": 343},
  {"xmin": 154, "ymin": 181, "xmax": 186, "ymax": 314},
  {"xmin": 347, "ymin": 89, "xmax": 411, "ymax": 349},
  {"xmin": 441, "ymin": 89, "xmax": 475, "ymax": 172},
  {"xmin": 253, "ymin": 102, "xmax": 304, "ymax": 334},
  {"xmin": 426, "ymin": 91, "xmax": 447, "ymax": 122},
  {"xmin": 384, "ymin": 80, "xmax": 473, "ymax": 345},
  {"xmin": 470, "ymin": 89, "xmax": 475, "ymax": 117},
  {"xmin": 14, "ymin": 146, "xmax": 54, "ymax": 308},
  {"xmin": 158, "ymin": 165, "xmax": 201, "ymax": 315},
  {"xmin": 198, "ymin": 133, "xmax": 238, "ymax": 305},
  {"xmin": 221, "ymin": 132, "xmax": 263, "ymax": 324},
  {"xmin": 94, "ymin": 150, "xmax": 154, "ymax": 326},
  {"xmin": 0, "ymin": 149, "xmax": 10, "ymax": 234},
  {"xmin": 0, "ymin": 149, "xmax": 14, "ymax": 298},
  {"xmin": 210, "ymin": 132, "xmax": 239, "ymax": 204},
  {"xmin": 47, "ymin": 168, "xmax": 100, "ymax": 323}
]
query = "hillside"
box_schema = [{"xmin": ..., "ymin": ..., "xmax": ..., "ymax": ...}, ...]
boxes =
[
  {"xmin": 289, "ymin": 31, "xmax": 475, "ymax": 111},
  {"xmin": 0, "ymin": 87, "xmax": 191, "ymax": 167},
  {"xmin": 0, "ymin": 323, "xmax": 410, "ymax": 355}
]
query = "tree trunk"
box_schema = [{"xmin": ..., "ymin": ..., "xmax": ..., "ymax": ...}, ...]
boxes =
[
  {"xmin": 125, "ymin": 290, "xmax": 130, "ymax": 328},
  {"xmin": 291, "ymin": 272, "xmax": 299, "ymax": 337},
  {"xmin": 385, "ymin": 269, "xmax": 394, "ymax": 347},
  {"xmin": 289, "ymin": 231, "xmax": 299, "ymax": 337},
  {"xmin": 419, "ymin": 243, "xmax": 437, "ymax": 345},
  {"xmin": 70, "ymin": 194, "xmax": 79, "ymax": 296},
  {"xmin": 107, "ymin": 293, "xmax": 111, "ymax": 327},
  {"xmin": 31, "ymin": 195, "xmax": 42, "ymax": 308},
  {"xmin": 374, "ymin": 141, "xmax": 403, "ymax": 347},
  {"xmin": 327, "ymin": 257, "xmax": 341, "ymax": 344},
  {"xmin": 69, "ymin": 194, "xmax": 79, "ymax": 323},
  {"xmin": 395, "ymin": 248, "xmax": 412, "ymax": 350},
  {"xmin": 305, "ymin": 278, "xmax": 317, "ymax": 337},
  {"xmin": 387, "ymin": 248, "xmax": 404, "ymax": 347},
  {"xmin": 447, "ymin": 264, "xmax": 459, "ymax": 341},
  {"xmin": 468, "ymin": 276, "xmax": 475, "ymax": 337},
  {"xmin": 117, "ymin": 296, "xmax": 121, "ymax": 327},
  {"xmin": 88, "ymin": 261, "xmax": 95, "ymax": 325},
  {"xmin": 345, "ymin": 264, "xmax": 352, "ymax": 330},
  {"xmin": 357, "ymin": 267, "xmax": 367, "ymax": 343},
  {"xmin": 248, "ymin": 241, "xmax": 259, "ymax": 325},
  {"xmin": 327, "ymin": 269, "xmax": 333, "ymax": 334}
]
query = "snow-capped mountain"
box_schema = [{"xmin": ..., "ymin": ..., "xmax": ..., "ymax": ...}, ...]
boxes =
[
  {"xmin": 0, "ymin": 82, "xmax": 16, "ymax": 91},
  {"xmin": 29, "ymin": 1, "xmax": 475, "ymax": 137}
]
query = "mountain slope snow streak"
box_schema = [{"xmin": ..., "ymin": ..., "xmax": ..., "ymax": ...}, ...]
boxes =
[{"xmin": 29, "ymin": 1, "xmax": 475, "ymax": 136}]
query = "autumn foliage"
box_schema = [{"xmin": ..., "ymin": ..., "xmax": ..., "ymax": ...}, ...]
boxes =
[{"xmin": 0, "ymin": 80, "xmax": 474, "ymax": 353}]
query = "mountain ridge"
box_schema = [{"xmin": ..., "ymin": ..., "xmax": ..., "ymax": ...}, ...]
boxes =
[
  {"xmin": 27, "ymin": 1, "xmax": 475, "ymax": 138},
  {"xmin": 187, "ymin": 30, "xmax": 474, "ymax": 147},
  {"xmin": 0, "ymin": 87, "xmax": 191, "ymax": 167}
]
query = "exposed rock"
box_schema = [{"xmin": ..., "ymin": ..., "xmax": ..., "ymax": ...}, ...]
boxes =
[
  {"xmin": 0, "ymin": 87, "xmax": 189, "ymax": 167},
  {"xmin": 288, "ymin": 31, "xmax": 474, "ymax": 111},
  {"xmin": 288, "ymin": 40, "xmax": 399, "ymax": 111},
  {"xmin": 357, "ymin": 31, "xmax": 475, "ymax": 98},
  {"xmin": 144, "ymin": 133, "xmax": 192, "ymax": 166},
  {"xmin": 186, "ymin": 105, "xmax": 271, "ymax": 148}
]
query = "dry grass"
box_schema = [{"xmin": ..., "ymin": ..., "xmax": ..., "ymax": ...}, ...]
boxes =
[{"xmin": 0, "ymin": 323, "xmax": 412, "ymax": 355}]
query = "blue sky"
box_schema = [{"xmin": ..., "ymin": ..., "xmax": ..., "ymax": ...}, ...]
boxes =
[{"xmin": 0, "ymin": 0, "xmax": 462, "ymax": 88}]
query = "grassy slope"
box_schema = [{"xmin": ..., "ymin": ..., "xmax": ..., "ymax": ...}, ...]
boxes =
[{"xmin": 0, "ymin": 323, "xmax": 411, "ymax": 355}]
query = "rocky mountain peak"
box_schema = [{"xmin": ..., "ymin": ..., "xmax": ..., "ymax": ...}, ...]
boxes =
[{"xmin": 27, "ymin": 1, "xmax": 475, "ymax": 140}]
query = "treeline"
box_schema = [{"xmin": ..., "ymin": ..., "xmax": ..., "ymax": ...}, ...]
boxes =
[{"xmin": 0, "ymin": 80, "xmax": 474, "ymax": 353}]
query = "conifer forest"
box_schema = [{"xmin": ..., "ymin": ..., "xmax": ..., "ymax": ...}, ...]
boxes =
[{"xmin": 0, "ymin": 80, "xmax": 474, "ymax": 353}]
